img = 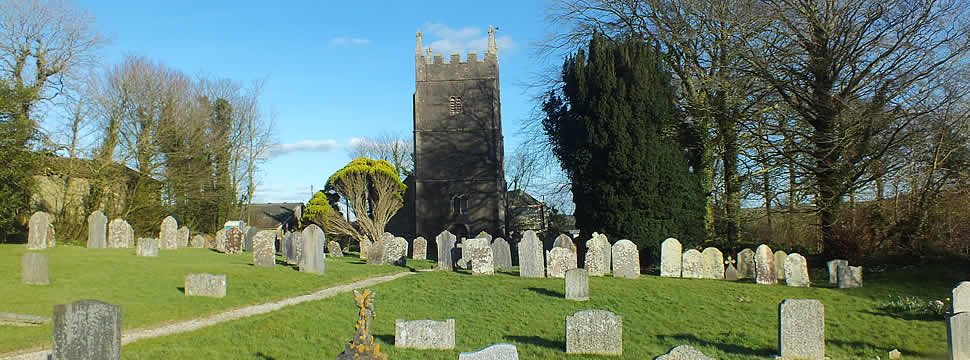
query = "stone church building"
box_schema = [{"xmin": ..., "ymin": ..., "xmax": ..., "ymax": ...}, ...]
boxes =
[{"xmin": 386, "ymin": 26, "xmax": 506, "ymax": 240}]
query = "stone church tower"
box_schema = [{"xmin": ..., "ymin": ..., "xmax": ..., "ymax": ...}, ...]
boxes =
[{"xmin": 409, "ymin": 26, "xmax": 506, "ymax": 240}]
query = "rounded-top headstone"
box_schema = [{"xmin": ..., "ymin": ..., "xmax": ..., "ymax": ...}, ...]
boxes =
[
  {"xmin": 27, "ymin": 211, "xmax": 54, "ymax": 250},
  {"xmin": 554, "ymin": 234, "xmax": 576, "ymax": 251},
  {"xmin": 660, "ymin": 238, "xmax": 682, "ymax": 277},
  {"xmin": 953, "ymin": 282, "xmax": 970, "ymax": 314},
  {"xmin": 159, "ymin": 216, "xmax": 178, "ymax": 250},
  {"xmin": 86, "ymin": 210, "xmax": 108, "ymax": 248},
  {"xmin": 518, "ymin": 230, "xmax": 544, "ymax": 278},
  {"xmin": 681, "ymin": 249, "xmax": 703, "ymax": 279},
  {"xmin": 491, "ymin": 237, "xmax": 512, "ymax": 271},
  {"xmin": 774, "ymin": 250, "xmax": 788, "ymax": 280},
  {"xmin": 784, "ymin": 253, "xmax": 810, "ymax": 287},
  {"xmin": 611, "ymin": 240, "xmax": 639, "ymax": 279},
  {"xmin": 754, "ymin": 244, "xmax": 776, "ymax": 285},
  {"xmin": 700, "ymin": 247, "xmax": 724, "ymax": 280}
]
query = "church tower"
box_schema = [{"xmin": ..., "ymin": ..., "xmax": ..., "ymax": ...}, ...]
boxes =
[{"xmin": 411, "ymin": 26, "xmax": 506, "ymax": 240}]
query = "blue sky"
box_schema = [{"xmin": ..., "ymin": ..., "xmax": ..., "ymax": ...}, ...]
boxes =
[{"xmin": 74, "ymin": 0, "xmax": 563, "ymax": 205}]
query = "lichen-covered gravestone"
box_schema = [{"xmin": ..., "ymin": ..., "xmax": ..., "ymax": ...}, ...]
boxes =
[
  {"xmin": 244, "ymin": 225, "xmax": 258, "ymax": 252},
  {"xmin": 22, "ymin": 253, "xmax": 49, "ymax": 285},
  {"xmin": 837, "ymin": 264, "xmax": 863, "ymax": 288},
  {"xmin": 107, "ymin": 219, "xmax": 131, "ymax": 249},
  {"xmin": 611, "ymin": 240, "xmax": 639, "ymax": 279},
  {"xmin": 87, "ymin": 210, "xmax": 108, "ymax": 248},
  {"xmin": 597, "ymin": 233, "xmax": 612, "ymax": 274},
  {"xmin": 491, "ymin": 237, "xmax": 512, "ymax": 272},
  {"xmin": 546, "ymin": 247, "xmax": 577, "ymax": 278},
  {"xmin": 177, "ymin": 226, "xmax": 189, "ymax": 248},
  {"xmin": 700, "ymin": 247, "xmax": 724, "ymax": 280},
  {"xmin": 459, "ymin": 343, "xmax": 519, "ymax": 360},
  {"xmin": 411, "ymin": 236, "xmax": 426, "ymax": 259},
  {"xmin": 52, "ymin": 299, "xmax": 121, "ymax": 360},
  {"xmin": 190, "ymin": 235, "xmax": 205, "ymax": 248},
  {"xmin": 784, "ymin": 253, "xmax": 810, "ymax": 287},
  {"xmin": 681, "ymin": 249, "xmax": 703, "ymax": 279},
  {"xmin": 737, "ymin": 248, "xmax": 755, "ymax": 279},
  {"xmin": 159, "ymin": 216, "xmax": 178, "ymax": 250},
  {"xmin": 288, "ymin": 232, "xmax": 304, "ymax": 264},
  {"xmin": 27, "ymin": 211, "xmax": 54, "ymax": 250},
  {"xmin": 225, "ymin": 227, "xmax": 244, "ymax": 255},
  {"xmin": 553, "ymin": 233, "xmax": 576, "ymax": 251},
  {"xmin": 436, "ymin": 230, "xmax": 457, "ymax": 271},
  {"xmin": 215, "ymin": 228, "xmax": 227, "ymax": 252},
  {"xmin": 469, "ymin": 243, "xmax": 495, "ymax": 275},
  {"xmin": 336, "ymin": 289, "xmax": 387, "ymax": 360},
  {"xmin": 774, "ymin": 250, "xmax": 788, "ymax": 281},
  {"xmin": 826, "ymin": 259, "xmax": 848, "ymax": 284},
  {"xmin": 953, "ymin": 281, "xmax": 970, "ymax": 314},
  {"xmin": 300, "ymin": 225, "xmax": 325, "ymax": 273},
  {"xmin": 660, "ymin": 238, "xmax": 682, "ymax": 277},
  {"xmin": 518, "ymin": 230, "xmax": 545, "ymax": 278},
  {"xmin": 184, "ymin": 273, "xmax": 227, "ymax": 298},
  {"xmin": 656, "ymin": 345, "xmax": 715, "ymax": 360},
  {"xmin": 565, "ymin": 309, "xmax": 622, "ymax": 355},
  {"xmin": 459, "ymin": 237, "xmax": 489, "ymax": 269},
  {"xmin": 136, "ymin": 238, "xmax": 158, "ymax": 257},
  {"xmin": 327, "ymin": 240, "xmax": 344, "ymax": 257},
  {"xmin": 253, "ymin": 230, "xmax": 277, "ymax": 268},
  {"xmin": 778, "ymin": 299, "xmax": 825, "ymax": 359},
  {"xmin": 565, "ymin": 268, "xmax": 589, "ymax": 301},
  {"xmin": 394, "ymin": 318, "xmax": 456, "ymax": 349},
  {"xmin": 584, "ymin": 235, "xmax": 608, "ymax": 276},
  {"xmin": 383, "ymin": 237, "xmax": 407, "ymax": 266},
  {"xmin": 754, "ymin": 244, "xmax": 777, "ymax": 285}
]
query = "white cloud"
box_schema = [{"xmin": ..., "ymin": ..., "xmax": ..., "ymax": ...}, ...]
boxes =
[
  {"xmin": 269, "ymin": 139, "xmax": 339, "ymax": 158},
  {"xmin": 421, "ymin": 23, "xmax": 516, "ymax": 58},
  {"xmin": 330, "ymin": 37, "xmax": 371, "ymax": 46}
]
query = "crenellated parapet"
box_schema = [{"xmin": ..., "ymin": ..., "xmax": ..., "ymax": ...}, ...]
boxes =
[{"xmin": 415, "ymin": 26, "xmax": 499, "ymax": 82}]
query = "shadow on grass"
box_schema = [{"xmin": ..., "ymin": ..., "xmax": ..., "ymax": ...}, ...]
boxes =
[
  {"xmin": 253, "ymin": 352, "xmax": 277, "ymax": 359},
  {"xmin": 862, "ymin": 309, "xmax": 945, "ymax": 322},
  {"xmin": 828, "ymin": 339, "xmax": 940, "ymax": 358},
  {"xmin": 526, "ymin": 287, "xmax": 564, "ymax": 298},
  {"xmin": 503, "ymin": 335, "xmax": 561, "ymax": 351},
  {"xmin": 657, "ymin": 333, "xmax": 775, "ymax": 357},
  {"xmin": 374, "ymin": 334, "xmax": 394, "ymax": 345},
  {"xmin": 176, "ymin": 287, "xmax": 185, "ymax": 294}
]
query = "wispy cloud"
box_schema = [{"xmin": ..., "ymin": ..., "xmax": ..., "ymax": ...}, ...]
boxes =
[
  {"xmin": 252, "ymin": 184, "xmax": 314, "ymax": 204},
  {"xmin": 269, "ymin": 139, "xmax": 339, "ymax": 158},
  {"xmin": 421, "ymin": 23, "xmax": 516, "ymax": 57},
  {"xmin": 329, "ymin": 37, "xmax": 371, "ymax": 46}
]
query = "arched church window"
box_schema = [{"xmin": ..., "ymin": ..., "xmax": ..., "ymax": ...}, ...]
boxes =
[
  {"xmin": 452, "ymin": 195, "xmax": 468, "ymax": 215},
  {"xmin": 449, "ymin": 96, "xmax": 462, "ymax": 115}
]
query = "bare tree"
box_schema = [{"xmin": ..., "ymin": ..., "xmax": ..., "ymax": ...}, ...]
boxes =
[{"xmin": 346, "ymin": 132, "xmax": 413, "ymax": 179}]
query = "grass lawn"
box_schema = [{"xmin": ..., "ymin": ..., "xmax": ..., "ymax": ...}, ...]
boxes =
[
  {"xmin": 121, "ymin": 262, "xmax": 958, "ymax": 359},
  {"xmin": 0, "ymin": 244, "xmax": 434, "ymax": 354}
]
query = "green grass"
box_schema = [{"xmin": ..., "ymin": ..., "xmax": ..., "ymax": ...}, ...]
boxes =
[
  {"xmin": 0, "ymin": 244, "xmax": 434, "ymax": 353},
  {"xmin": 121, "ymin": 264, "xmax": 957, "ymax": 359}
]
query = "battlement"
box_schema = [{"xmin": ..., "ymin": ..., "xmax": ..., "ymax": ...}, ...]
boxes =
[{"xmin": 415, "ymin": 26, "xmax": 499, "ymax": 81}]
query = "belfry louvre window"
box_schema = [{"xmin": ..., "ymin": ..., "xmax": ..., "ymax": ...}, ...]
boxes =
[
  {"xmin": 453, "ymin": 195, "xmax": 468, "ymax": 215},
  {"xmin": 449, "ymin": 96, "xmax": 462, "ymax": 115}
]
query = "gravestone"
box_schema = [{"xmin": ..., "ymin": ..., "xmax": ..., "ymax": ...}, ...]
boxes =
[
  {"xmin": 459, "ymin": 343, "xmax": 519, "ymax": 360},
  {"xmin": 460, "ymin": 237, "xmax": 490, "ymax": 269},
  {"xmin": 300, "ymin": 225, "xmax": 326, "ymax": 274},
  {"xmin": 159, "ymin": 216, "xmax": 178, "ymax": 250},
  {"xmin": 411, "ymin": 237, "xmax": 426, "ymax": 259},
  {"xmin": 774, "ymin": 250, "xmax": 788, "ymax": 281},
  {"xmin": 827, "ymin": 259, "xmax": 848, "ymax": 284},
  {"xmin": 190, "ymin": 235, "xmax": 205, "ymax": 248},
  {"xmin": 565, "ymin": 309, "xmax": 622, "ymax": 355},
  {"xmin": 491, "ymin": 237, "xmax": 512, "ymax": 271},
  {"xmin": 700, "ymin": 247, "xmax": 724, "ymax": 280},
  {"xmin": 737, "ymin": 248, "xmax": 755, "ymax": 279},
  {"xmin": 949, "ymin": 309, "xmax": 970, "ymax": 359},
  {"xmin": 784, "ymin": 253, "xmax": 810, "ymax": 287},
  {"xmin": 283, "ymin": 232, "xmax": 293, "ymax": 260},
  {"xmin": 22, "ymin": 253, "xmax": 49, "ymax": 285},
  {"xmin": 889, "ymin": 349, "xmax": 901, "ymax": 360},
  {"xmin": 27, "ymin": 211, "xmax": 54, "ymax": 250},
  {"xmin": 292, "ymin": 232, "xmax": 305, "ymax": 264},
  {"xmin": 597, "ymin": 233, "xmax": 612, "ymax": 274},
  {"xmin": 225, "ymin": 227, "xmax": 243, "ymax": 255},
  {"xmin": 655, "ymin": 345, "xmax": 715, "ymax": 360},
  {"xmin": 394, "ymin": 318, "xmax": 456, "ymax": 349},
  {"xmin": 52, "ymin": 299, "xmax": 121, "ymax": 360},
  {"xmin": 358, "ymin": 236, "xmax": 369, "ymax": 260},
  {"xmin": 126, "ymin": 222, "xmax": 134, "ymax": 248},
  {"xmin": 837, "ymin": 265, "xmax": 863, "ymax": 288},
  {"xmin": 107, "ymin": 219, "xmax": 131, "ymax": 249},
  {"xmin": 136, "ymin": 238, "xmax": 158, "ymax": 257},
  {"xmin": 86, "ymin": 210, "xmax": 108, "ymax": 248},
  {"xmin": 778, "ymin": 299, "xmax": 825, "ymax": 359},
  {"xmin": 584, "ymin": 236, "xmax": 608, "ymax": 276},
  {"xmin": 215, "ymin": 229, "xmax": 227, "ymax": 252},
  {"xmin": 681, "ymin": 249, "xmax": 703, "ymax": 279},
  {"xmin": 244, "ymin": 225, "xmax": 258, "ymax": 252},
  {"xmin": 660, "ymin": 238, "xmax": 682, "ymax": 277},
  {"xmin": 383, "ymin": 236, "xmax": 407, "ymax": 267},
  {"xmin": 611, "ymin": 240, "xmax": 639, "ymax": 279},
  {"xmin": 565, "ymin": 268, "xmax": 589, "ymax": 301},
  {"xmin": 367, "ymin": 238, "xmax": 385, "ymax": 265},
  {"xmin": 546, "ymin": 247, "xmax": 577, "ymax": 278},
  {"xmin": 253, "ymin": 230, "xmax": 277, "ymax": 268},
  {"xmin": 328, "ymin": 240, "xmax": 344, "ymax": 257},
  {"xmin": 476, "ymin": 231, "xmax": 493, "ymax": 242},
  {"xmin": 518, "ymin": 230, "xmax": 545, "ymax": 278},
  {"xmin": 754, "ymin": 244, "xmax": 777, "ymax": 285},
  {"xmin": 724, "ymin": 257, "xmax": 739, "ymax": 281},
  {"xmin": 953, "ymin": 282, "xmax": 970, "ymax": 314},
  {"xmin": 469, "ymin": 243, "xmax": 495, "ymax": 275},
  {"xmin": 184, "ymin": 273, "xmax": 227, "ymax": 298},
  {"xmin": 554, "ymin": 234, "xmax": 576, "ymax": 251},
  {"xmin": 336, "ymin": 289, "xmax": 387, "ymax": 360},
  {"xmin": 177, "ymin": 226, "xmax": 190, "ymax": 248},
  {"xmin": 436, "ymin": 230, "xmax": 457, "ymax": 271}
]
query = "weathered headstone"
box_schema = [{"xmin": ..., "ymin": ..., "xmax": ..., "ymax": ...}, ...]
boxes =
[
  {"xmin": 107, "ymin": 219, "xmax": 131, "ymax": 249},
  {"xmin": 598, "ymin": 233, "xmax": 612, "ymax": 275},
  {"xmin": 358, "ymin": 236, "xmax": 369, "ymax": 260},
  {"xmin": 469, "ymin": 243, "xmax": 495, "ymax": 275},
  {"xmin": 291, "ymin": 232, "xmax": 304, "ymax": 264},
  {"xmin": 52, "ymin": 299, "xmax": 121, "ymax": 360},
  {"xmin": 774, "ymin": 250, "xmax": 788, "ymax": 281},
  {"xmin": 778, "ymin": 299, "xmax": 825, "ymax": 359},
  {"xmin": 383, "ymin": 236, "xmax": 407, "ymax": 267},
  {"xmin": 300, "ymin": 225, "xmax": 326, "ymax": 274},
  {"xmin": 565, "ymin": 309, "xmax": 622, "ymax": 355},
  {"xmin": 22, "ymin": 253, "xmax": 49, "ymax": 285},
  {"xmin": 27, "ymin": 211, "xmax": 54, "ymax": 250},
  {"xmin": 177, "ymin": 226, "xmax": 190, "ymax": 248},
  {"xmin": 546, "ymin": 247, "xmax": 577, "ymax": 278},
  {"xmin": 327, "ymin": 240, "xmax": 344, "ymax": 257},
  {"xmin": 888, "ymin": 348, "xmax": 901, "ymax": 360},
  {"xmin": 336, "ymin": 289, "xmax": 387, "ymax": 360},
  {"xmin": 724, "ymin": 257, "xmax": 739, "ymax": 281},
  {"xmin": 681, "ymin": 249, "xmax": 703, "ymax": 279},
  {"xmin": 700, "ymin": 247, "xmax": 724, "ymax": 280},
  {"xmin": 411, "ymin": 237, "xmax": 426, "ymax": 259},
  {"xmin": 584, "ymin": 235, "xmax": 608, "ymax": 276},
  {"xmin": 126, "ymin": 222, "xmax": 134, "ymax": 248},
  {"xmin": 953, "ymin": 282, "xmax": 970, "ymax": 314},
  {"xmin": 184, "ymin": 273, "xmax": 227, "ymax": 298},
  {"xmin": 565, "ymin": 268, "xmax": 589, "ymax": 301},
  {"xmin": 655, "ymin": 345, "xmax": 716, "ymax": 360},
  {"xmin": 459, "ymin": 343, "xmax": 519, "ymax": 360},
  {"xmin": 949, "ymin": 310, "xmax": 970, "ymax": 359},
  {"xmin": 826, "ymin": 259, "xmax": 848, "ymax": 284},
  {"xmin": 837, "ymin": 265, "xmax": 863, "ymax": 288},
  {"xmin": 754, "ymin": 244, "xmax": 777, "ymax": 285},
  {"xmin": 459, "ymin": 237, "xmax": 490, "ymax": 269},
  {"xmin": 215, "ymin": 228, "xmax": 227, "ymax": 252},
  {"xmin": 611, "ymin": 240, "xmax": 639, "ymax": 279},
  {"xmin": 518, "ymin": 230, "xmax": 545, "ymax": 278},
  {"xmin": 554, "ymin": 234, "xmax": 576, "ymax": 251},
  {"xmin": 436, "ymin": 230, "xmax": 457, "ymax": 271},
  {"xmin": 244, "ymin": 225, "xmax": 258, "ymax": 252},
  {"xmin": 367, "ymin": 238, "xmax": 385, "ymax": 265},
  {"xmin": 492, "ymin": 237, "xmax": 512, "ymax": 272},
  {"xmin": 86, "ymin": 210, "xmax": 108, "ymax": 249},
  {"xmin": 394, "ymin": 318, "xmax": 456, "ymax": 350},
  {"xmin": 784, "ymin": 253, "xmax": 810, "ymax": 287},
  {"xmin": 159, "ymin": 216, "xmax": 178, "ymax": 250},
  {"xmin": 190, "ymin": 235, "xmax": 205, "ymax": 248},
  {"xmin": 253, "ymin": 230, "xmax": 277, "ymax": 268},
  {"xmin": 737, "ymin": 248, "xmax": 755, "ymax": 279},
  {"xmin": 136, "ymin": 238, "xmax": 158, "ymax": 257},
  {"xmin": 225, "ymin": 227, "xmax": 243, "ymax": 255},
  {"xmin": 476, "ymin": 231, "xmax": 493, "ymax": 242},
  {"xmin": 660, "ymin": 238, "xmax": 682, "ymax": 277}
]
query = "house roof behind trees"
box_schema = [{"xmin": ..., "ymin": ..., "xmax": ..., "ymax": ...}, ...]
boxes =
[{"xmin": 241, "ymin": 203, "xmax": 304, "ymax": 230}]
